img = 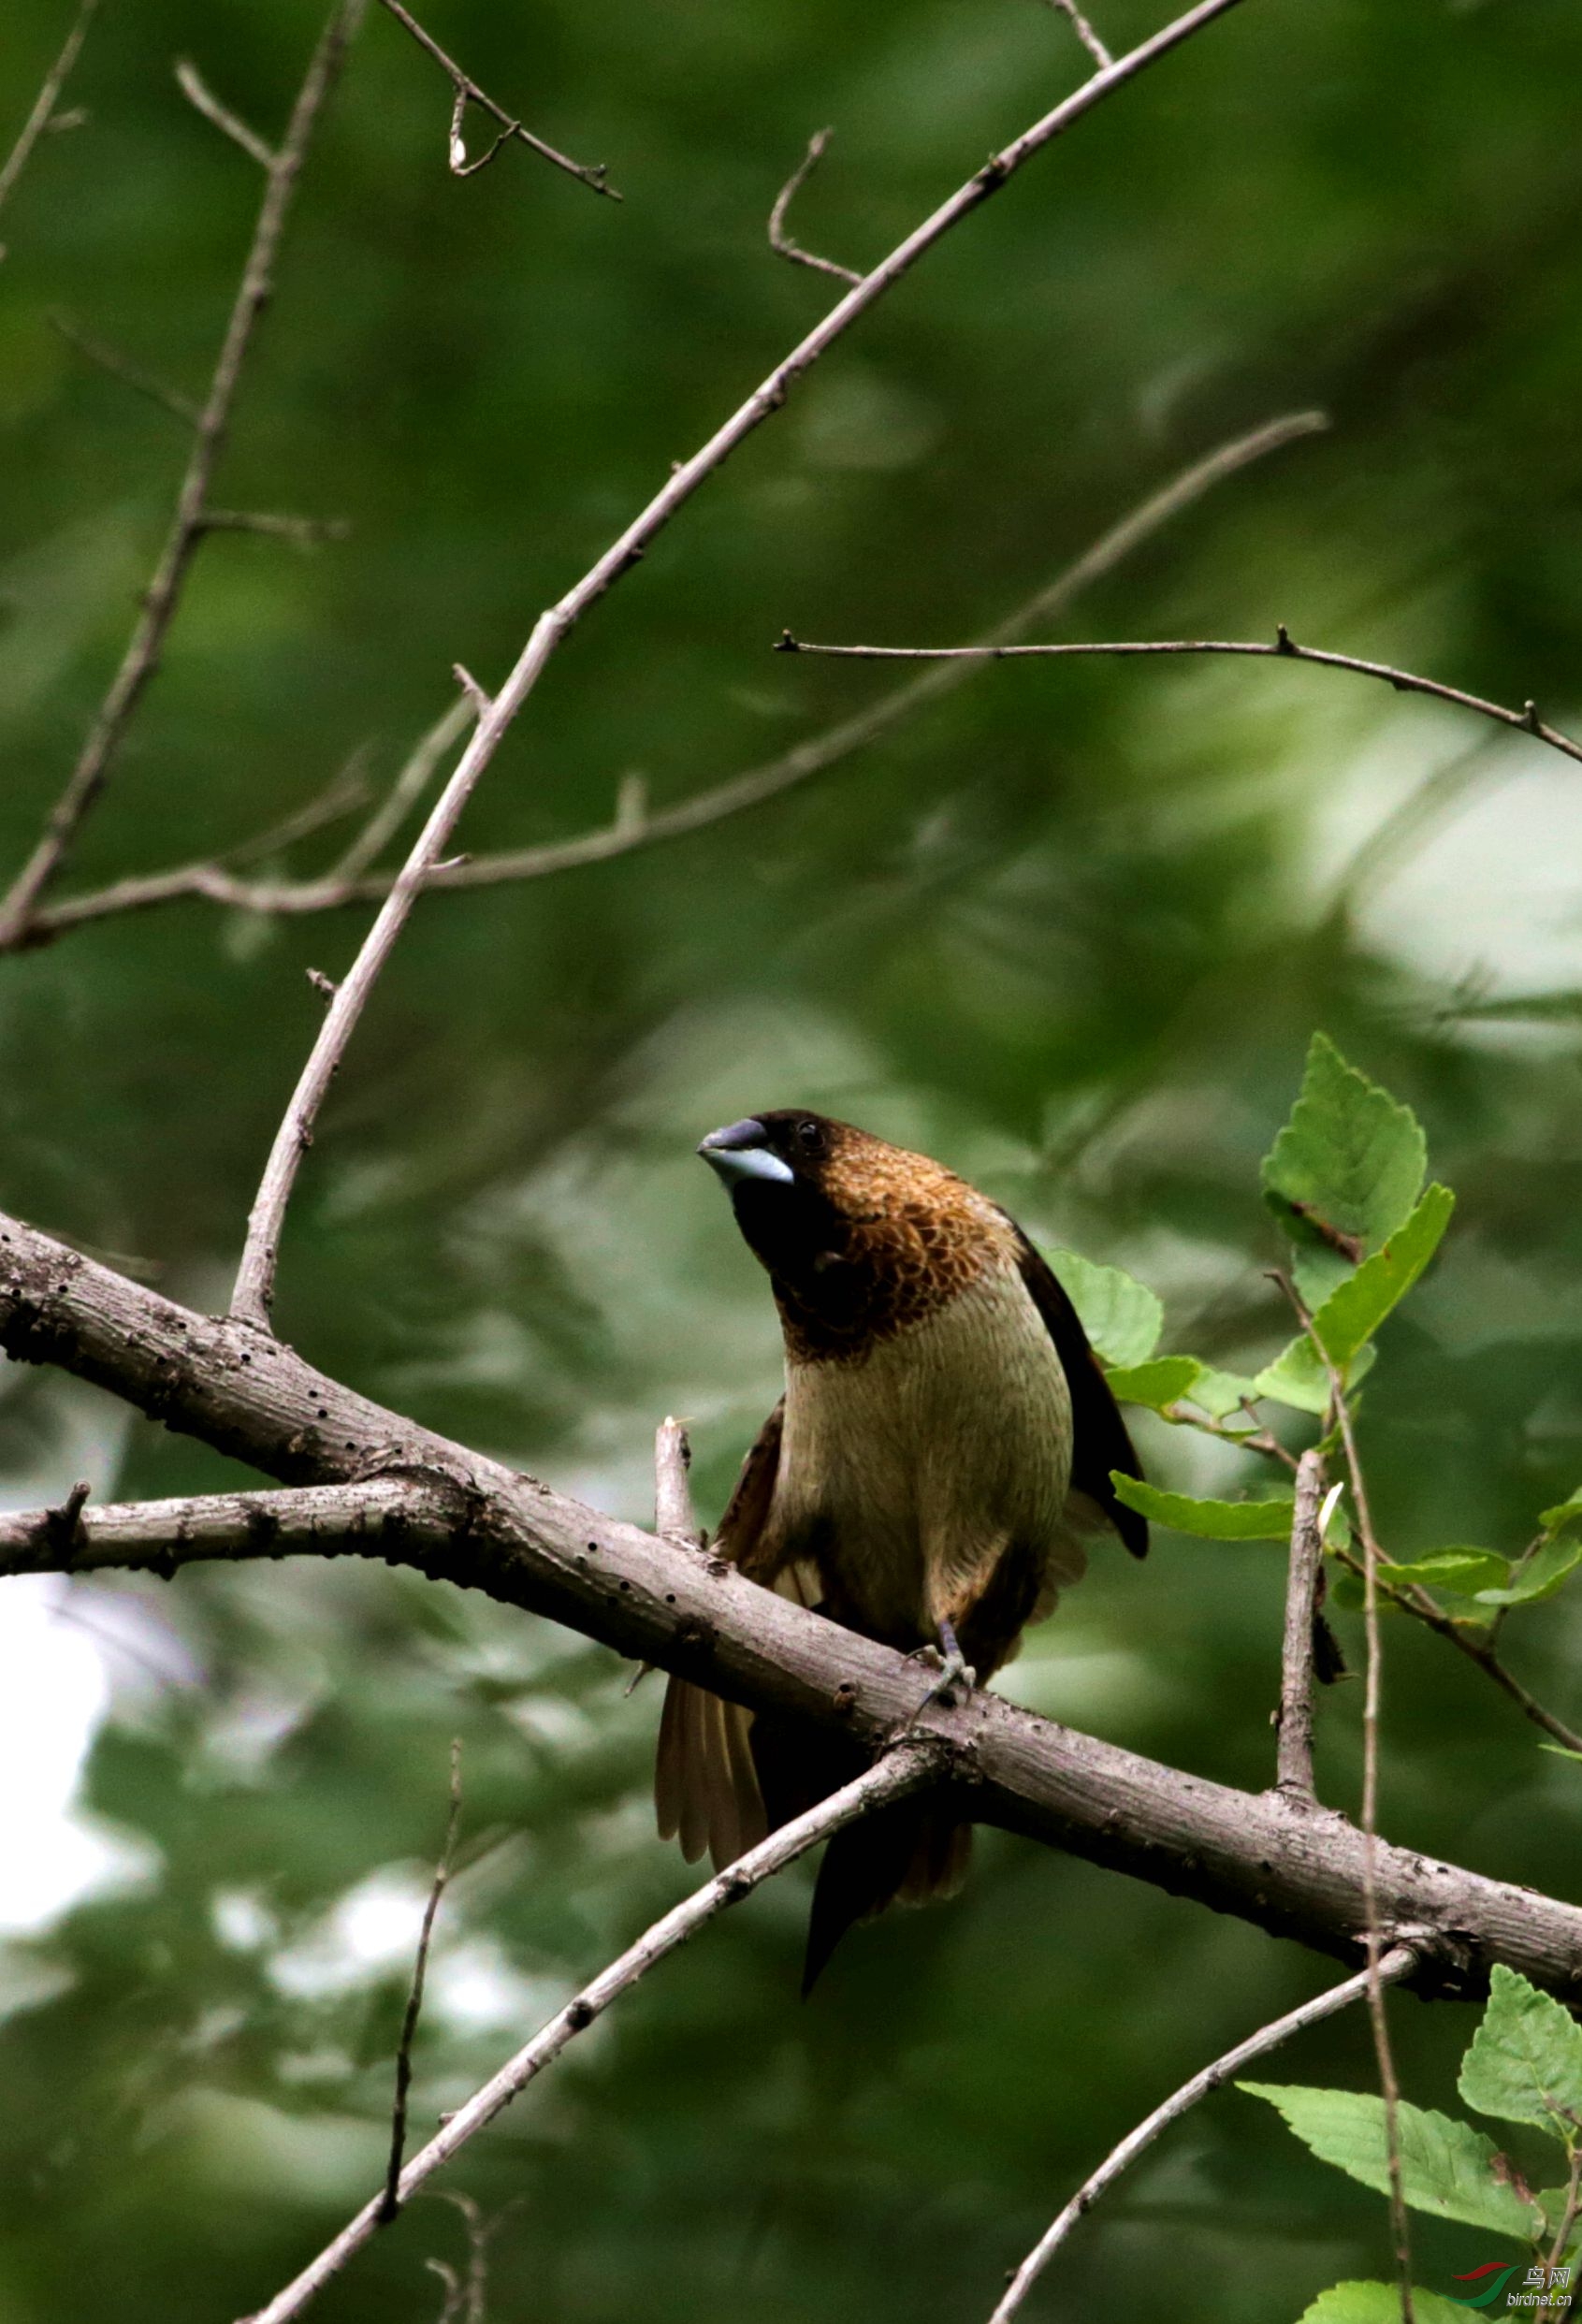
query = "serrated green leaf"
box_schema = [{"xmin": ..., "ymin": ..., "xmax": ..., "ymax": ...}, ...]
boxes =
[
  {"xmin": 1313, "ymin": 1184, "xmax": 1456, "ymax": 1367},
  {"xmin": 1381, "ymin": 1550, "xmax": 1510, "ymax": 1597},
  {"xmin": 1103, "ymin": 1356, "xmax": 1202, "ymax": 1409},
  {"xmin": 1540, "ymin": 1491, "xmax": 1582, "ymax": 1538},
  {"xmin": 1185, "ymin": 1366, "xmax": 1265, "ymax": 1421},
  {"xmin": 1110, "ymin": 1474, "xmax": 1295, "ymax": 1539},
  {"xmin": 1459, "ymin": 1964, "xmax": 1582, "ymax": 2138},
  {"xmin": 1297, "ymin": 2285, "xmax": 1475, "ymax": 2324},
  {"xmin": 1255, "ymin": 1335, "xmax": 1376, "ymax": 1417},
  {"xmin": 1262, "ymin": 1033, "xmax": 1427, "ymax": 1258},
  {"xmin": 1047, "ymin": 1247, "xmax": 1162, "ymax": 1368},
  {"xmin": 1474, "ymin": 1538, "xmax": 1582, "ymax": 1608},
  {"xmin": 1240, "ymin": 2083, "xmax": 1540, "ymax": 2237}
]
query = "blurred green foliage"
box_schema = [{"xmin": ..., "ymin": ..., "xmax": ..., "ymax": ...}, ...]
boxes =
[{"xmin": 3, "ymin": 0, "xmax": 1582, "ymax": 2318}]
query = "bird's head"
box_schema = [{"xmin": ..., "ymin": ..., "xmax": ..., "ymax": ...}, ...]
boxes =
[{"xmin": 697, "ymin": 1111, "xmax": 1008, "ymax": 1354}]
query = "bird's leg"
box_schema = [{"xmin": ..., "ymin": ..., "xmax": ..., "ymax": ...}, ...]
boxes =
[{"xmin": 905, "ymin": 1617, "xmax": 977, "ymax": 1721}]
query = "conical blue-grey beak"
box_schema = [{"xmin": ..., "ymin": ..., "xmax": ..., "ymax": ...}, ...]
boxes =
[{"xmin": 697, "ymin": 1118, "xmax": 795, "ymax": 1186}]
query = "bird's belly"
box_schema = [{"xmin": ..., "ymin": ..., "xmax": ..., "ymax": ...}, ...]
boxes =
[{"xmin": 771, "ymin": 1266, "xmax": 1075, "ymax": 1649}]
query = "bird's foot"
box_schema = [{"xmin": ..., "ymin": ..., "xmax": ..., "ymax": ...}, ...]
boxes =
[{"xmin": 905, "ymin": 1620, "xmax": 977, "ymax": 1722}]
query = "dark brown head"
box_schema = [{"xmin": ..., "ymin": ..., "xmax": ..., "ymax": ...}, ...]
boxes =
[{"xmin": 697, "ymin": 1111, "xmax": 1016, "ymax": 1359}]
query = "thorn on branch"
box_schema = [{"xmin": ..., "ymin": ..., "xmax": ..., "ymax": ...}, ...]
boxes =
[
  {"xmin": 306, "ymin": 967, "xmax": 338, "ymax": 1003},
  {"xmin": 774, "ymin": 629, "xmax": 800, "ymax": 653},
  {"xmin": 1275, "ymin": 621, "xmax": 1295, "ymax": 655},
  {"xmin": 453, "ymin": 663, "xmax": 492, "ymax": 718},
  {"xmin": 768, "ymin": 129, "xmax": 863, "ymax": 287},
  {"xmin": 38, "ymin": 1478, "xmax": 91, "ymax": 1564},
  {"xmin": 174, "ymin": 57, "xmax": 279, "ymax": 171}
]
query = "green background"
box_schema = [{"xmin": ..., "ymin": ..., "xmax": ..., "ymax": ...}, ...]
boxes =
[{"xmin": 1, "ymin": 0, "xmax": 1581, "ymax": 2317}]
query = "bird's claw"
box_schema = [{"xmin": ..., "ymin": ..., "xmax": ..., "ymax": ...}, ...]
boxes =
[{"xmin": 905, "ymin": 1626, "xmax": 976, "ymax": 1723}]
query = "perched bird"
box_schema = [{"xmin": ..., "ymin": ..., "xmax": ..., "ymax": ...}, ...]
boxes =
[{"xmin": 655, "ymin": 1109, "xmax": 1146, "ymax": 1990}]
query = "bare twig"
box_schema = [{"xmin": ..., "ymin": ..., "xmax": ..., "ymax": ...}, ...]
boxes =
[
  {"xmin": 1276, "ymin": 1447, "xmax": 1326, "ymax": 1802},
  {"xmin": 768, "ymin": 130, "xmax": 861, "ymax": 286},
  {"xmin": 199, "ymin": 508, "xmax": 351, "ymax": 546},
  {"xmin": 49, "ymin": 311, "xmax": 200, "ymax": 425},
  {"xmin": 329, "ymin": 696, "xmax": 475, "ymax": 881},
  {"xmin": 174, "ymin": 57, "xmax": 278, "ymax": 170},
  {"xmin": 988, "ymin": 1945, "xmax": 1416, "ymax": 2324},
  {"xmin": 380, "ymin": 1740, "xmax": 463, "ymax": 2223},
  {"xmin": 654, "ymin": 1416, "xmax": 699, "ymax": 1544},
  {"xmin": 0, "ymin": 0, "xmax": 365, "ymax": 951},
  {"xmin": 226, "ymin": 0, "xmax": 1253, "ymax": 1329},
  {"xmin": 0, "ymin": 0, "xmax": 102, "ymax": 254},
  {"xmin": 773, "ymin": 629, "xmax": 1582, "ymax": 771},
  {"xmin": 17, "ymin": 410, "xmax": 1325, "ymax": 947},
  {"xmin": 1277, "ymin": 1273, "xmax": 1415, "ymax": 2323},
  {"xmin": 1538, "ymin": 2146, "xmax": 1582, "ymax": 2323},
  {"xmin": 239, "ymin": 1744, "xmax": 938, "ymax": 2324},
  {"xmin": 1040, "ymin": 0, "xmax": 1113, "ymax": 72},
  {"xmin": 371, "ymin": 0, "xmax": 617, "ymax": 199}
]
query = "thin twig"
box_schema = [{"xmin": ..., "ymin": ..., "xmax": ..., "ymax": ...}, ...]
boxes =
[
  {"xmin": 0, "ymin": 0, "xmax": 365, "ymax": 951},
  {"xmin": 174, "ymin": 57, "xmax": 278, "ymax": 170},
  {"xmin": 773, "ymin": 630, "xmax": 1582, "ymax": 771},
  {"xmin": 18, "ymin": 410, "xmax": 1325, "ymax": 946},
  {"xmin": 380, "ymin": 1739, "xmax": 463, "ymax": 2222},
  {"xmin": 49, "ymin": 310, "xmax": 200, "ymax": 425},
  {"xmin": 0, "ymin": 0, "xmax": 102, "ymax": 253},
  {"xmin": 238, "ymin": 1743, "xmax": 938, "ymax": 2324},
  {"xmin": 1276, "ymin": 1447, "xmax": 1326, "ymax": 1803},
  {"xmin": 654, "ymin": 1416, "xmax": 699, "ymax": 1544},
  {"xmin": 1538, "ymin": 2146, "xmax": 1582, "ymax": 2323},
  {"xmin": 226, "ymin": 0, "xmax": 1254, "ymax": 1329},
  {"xmin": 988, "ymin": 1946, "xmax": 1417, "ymax": 2323},
  {"xmin": 1040, "ymin": 0, "xmax": 1113, "ymax": 71},
  {"xmin": 768, "ymin": 130, "xmax": 861, "ymax": 286},
  {"xmin": 1277, "ymin": 1272, "xmax": 1415, "ymax": 2324},
  {"xmin": 371, "ymin": 0, "xmax": 617, "ymax": 199},
  {"xmin": 199, "ymin": 508, "xmax": 351, "ymax": 546},
  {"xmin": 329, "ymin": 697, "xmax": 475, "ymax": 881}
]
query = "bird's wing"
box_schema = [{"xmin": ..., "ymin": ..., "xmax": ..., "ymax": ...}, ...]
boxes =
[
  {"xmin": 655, "ymin": 1399, "xmax": 789, "ymax": 1872},
  {"xmin": 1013, "ymin": 1234, "xmax": 1149, "ymax": 1559}
]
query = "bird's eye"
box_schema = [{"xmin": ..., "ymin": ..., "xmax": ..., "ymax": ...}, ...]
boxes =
[{"xmin": 795, "ymin": 1118, "xmax": 824, "ymax": 1154}]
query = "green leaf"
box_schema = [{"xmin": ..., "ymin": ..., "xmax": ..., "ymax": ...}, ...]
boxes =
[
  {"xmin": 1297, "ymin": 2286, "xmax": 1481, "ymax": 2324},
  {"xmin": 1541, "ymin": 1745, "xmax": 1582, "ymax": 1764},
  {"xmin": 1255, "ymin": 1335, "xmax": 1375, "ymax": 1417},
  {"xmin": 1262, "ymin": 1033, "xmax": 1427, "ymax": 1257},
  {"xmin": 1110, "ymin": 1474, "xmax": 1295, "ymax": 1539},
  {"xmin": 1103, "ymin": 1356, "xmax": 1203, "ymax": 1409},
  {"xmin": 1186, "ymin": 1366, "xmax": 1266, "ymax": 1421},
  {"xmin": 1381, "ymin": 1550, "xmax": 1510, "ymax": 1597},
  {"xmin": 1240, "ymin": 2083, "xmax": 1540, "ymax": 2237},
  {"xmin": 1540, "ymin": 1492, "xmax": 1582, "ymax": 1538},
  {"xmin": 1459, "ymin": 1964, "xmax": 1582, "ymax": 2138},
  {"xmin": 1312, "ymin": 1184, "xmax": 1456, "ymax": 1367},
  {"xmin": 1047, "ymin": 1248, "xmax": 1162, "ymax": 1369},
  {"xmin": 1473, "ymin": 1538, "xmax": 1582, "ymax": 1607}
]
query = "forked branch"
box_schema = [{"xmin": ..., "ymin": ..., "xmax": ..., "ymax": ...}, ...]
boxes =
[{"xmin": 371, "ymin": 0, "xmax": 617, "ymax": 198}]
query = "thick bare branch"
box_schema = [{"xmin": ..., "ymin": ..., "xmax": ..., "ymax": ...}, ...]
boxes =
[
  {"xmin": 16, "ymin": 410, "xmax": 1325, "ymax": 947},
  {"xmin": 0, "ymin": 0, "xmax": 364, "ymax": 951},
  {"xmin": 768, "ymin": 130, "xmax": 861, "ymax": 286},
  {"xmin": 241, "ymin": 1747, "xmax": 938, "ymax": 2324},
  {"xmin": 988, "ymin": 1946, "xmax": 1416, "ymax": 2324},
  {"xmin": 225, "ymin": 0, "xmax": 1253, "ymax": 1329},
  {"xmin": 0, "ymin": 0, "xmax": 102, "ymax": 254},
  {"xmin": 371, "ymin": 0, "xmax": 617, "ymax": 199},
  {"xmin": 1276, "ymin": 1448, "xmax": 1326, "ymax": 1802},
  {"xmin": 4, "ymin": 1209, "xmax": 1582, "ymax": 2002},
  {"xmin": 775, "ymin": 630, "xmax": 1582, "ymax": 771}
]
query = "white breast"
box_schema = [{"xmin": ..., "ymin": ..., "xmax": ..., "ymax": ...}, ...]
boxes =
[{"xmin": 770, "ymin": 1262, "xmax": 1078, "ymax": 1644}]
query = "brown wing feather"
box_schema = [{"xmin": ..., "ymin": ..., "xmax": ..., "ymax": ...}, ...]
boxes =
[
  {"xmin": 1014, "ymin": 1234, "xmax": 1149, "ymax": 1559},
  {"xmin": 654, "ymin": 1402, "xmax": 784, "ymax": 1868}
]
